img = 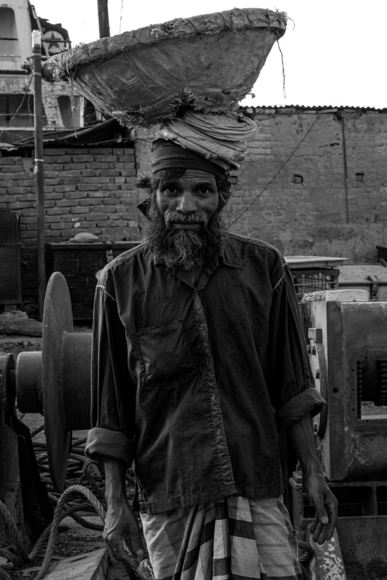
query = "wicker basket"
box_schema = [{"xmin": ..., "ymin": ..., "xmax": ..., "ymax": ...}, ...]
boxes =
[{"xmin": 48, "ymin": 8, "xmax": 286, "ymax": 126}]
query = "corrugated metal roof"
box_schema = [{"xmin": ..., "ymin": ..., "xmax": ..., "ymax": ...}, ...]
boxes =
[{"xmin": 239, "ymin": 105, "xmax": 387, "ymax": 113}]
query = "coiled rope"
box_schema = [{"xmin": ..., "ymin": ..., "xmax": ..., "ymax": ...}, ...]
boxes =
[
  {"xmin": 0, "ymin": 428, "xmax": 118, "ymax": 580},
  {"xmin": 34, "ymin": 485, "xmax": 106, "ymax": 580},
  {"xmin": 0, "ymin": 501, "xmax": 29, "ymax": 563}
]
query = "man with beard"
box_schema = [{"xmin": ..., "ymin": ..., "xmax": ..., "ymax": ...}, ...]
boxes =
[{"xmin": 86, "ymin": 139, "xmax": 337, "ymax": 580}]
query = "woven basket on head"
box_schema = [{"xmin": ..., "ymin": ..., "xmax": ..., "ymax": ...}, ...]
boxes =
[{"xmin": 48, "ymin": 8, "xmax": 286, "ymax": 127}]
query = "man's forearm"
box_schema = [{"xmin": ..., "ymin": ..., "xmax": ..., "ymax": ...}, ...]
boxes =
[
  {"xmin": 102, "ymin": 457, "xmax": 144, "ymax": 566},
  {"xmin": 289, "ymin": 413, "xmax": 321, "ymax": 474},
  {"xmin": 104, "ymin": 457, "xmax": 128, "ymax": 504},
  {"xmin": 289, "ymin": 412, "xmax": 338, "ymax": 543}
]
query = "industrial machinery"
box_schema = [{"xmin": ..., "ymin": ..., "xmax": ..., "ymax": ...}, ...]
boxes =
[
  {"xmin": 0, "ymin": 271, "xmax": 92, "ymax": 549},
  {"xmin": 294, "ymin": 288, "xmax": 387, "ymax": 579},
  {"xmin": 2, "ymin": 273, "xmax": 387, "ymax": 579}
]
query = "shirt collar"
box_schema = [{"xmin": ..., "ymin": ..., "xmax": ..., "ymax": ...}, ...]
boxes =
[{"xmin": 219, "ymin": 237, "xmax": 243, "ymax": 269}]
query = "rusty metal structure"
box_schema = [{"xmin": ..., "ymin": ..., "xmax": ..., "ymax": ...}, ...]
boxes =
[
  {"xmin": 293, "ymin": 289, "xmax": 387, "ymax": 578},
  {"xmin": 0, "ymin": 273, "xmax": 92, "ymax": 545}
]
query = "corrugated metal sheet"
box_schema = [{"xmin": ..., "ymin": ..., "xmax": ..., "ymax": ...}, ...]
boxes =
[{"xmin": 239, "ymin": 105, "xmax": 387, "ymax": 114}]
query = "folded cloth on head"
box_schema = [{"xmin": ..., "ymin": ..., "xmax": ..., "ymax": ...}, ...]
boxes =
[
  {"xmin": 150, "ymin": 142, "xmax": 228, "ymax": 178},
  {"xmin": 155, "ymin": 110, "xmax": 256, "ymax": 169}
]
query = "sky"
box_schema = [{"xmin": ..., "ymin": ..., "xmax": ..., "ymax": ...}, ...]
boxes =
[{"xmin": 32, "ymin": 0, "xmax": 387, "ymax": 108}]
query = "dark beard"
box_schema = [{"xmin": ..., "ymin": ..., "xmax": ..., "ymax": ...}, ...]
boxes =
[{"xmin": 143, "ymin": 207, "xmax": 224, "ymax": 271}]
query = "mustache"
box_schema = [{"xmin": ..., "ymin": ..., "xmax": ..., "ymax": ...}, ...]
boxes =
[{"xmin": 166, "ymin": 212, "xmax": 208, "ymax": 226}]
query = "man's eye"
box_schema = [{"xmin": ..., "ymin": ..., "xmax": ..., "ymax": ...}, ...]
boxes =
[
  {"xmin": 163, "ymin": 187, "xmax": 179, "ymax": 195},
  {"xmin": 197, "ymin": 187, "xmax": 212, "ymax": 195}
]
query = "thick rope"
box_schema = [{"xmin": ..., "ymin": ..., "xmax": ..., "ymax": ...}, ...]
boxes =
[
  {"xmin": 70, "ymin": 510, "xmax": 104, "ymax": 531},
  {"xmin": 0, "ymin": 430, "xmax": 121, "ymax": 580},
  {"xmin": 34, "ymin": 485, "xmax": 106, "ymax": 580},
  {"xmin": 27, "ymin": 504, "xmax": 102, "ymax": 563},
  {"xmin": 81, "ymin": 460, "xmax": 106, "ymax": 503},
  {"xmin": 28, "ymin": 526, "xmax": 52, "ymax": 561},
  {"xmin": 0, "ymin": 566, "xmax": 11, "ymax": 580},
  {"xmin": 0, "ymin": 548, "xmax": 22, "ymax": 566},
  {"xmin": 0, "ymin": 501, "xmax": 29, "ymax": 562}
]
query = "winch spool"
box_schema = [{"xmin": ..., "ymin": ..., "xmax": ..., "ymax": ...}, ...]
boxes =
[{"xmin": 15, "ymin": 272, "xmax": 92, "ymax": 492}]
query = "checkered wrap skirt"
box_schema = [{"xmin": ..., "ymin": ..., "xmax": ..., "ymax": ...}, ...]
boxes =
[{"xmin": 140, "ymin": 496, "xmax": 303, "ymax": 580}]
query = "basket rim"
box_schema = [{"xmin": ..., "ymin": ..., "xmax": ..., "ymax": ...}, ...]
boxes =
[{"xmin": 48, "ymin": 7, "xmax": 287, "ymax": 77}]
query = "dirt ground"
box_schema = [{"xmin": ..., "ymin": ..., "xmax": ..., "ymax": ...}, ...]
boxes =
[{"xmin": 0, "ymin": 335, "xmax": 42, "ymax": 356}]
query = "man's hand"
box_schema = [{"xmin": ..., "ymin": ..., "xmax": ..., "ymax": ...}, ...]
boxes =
[
  {"xmin": 103, "ymin": 497, "xmax": 144, "ymax": 569},
  {"xmin": 289, "ymin": 414, "xmax": 338, "ymax": 544},
  {"xmin": 303, "ymin": 471, "xmax": 338, "ymax": 545},
  {"xmin": 103, "ymin": 457, "xmax": 144, "ymax": 570}
]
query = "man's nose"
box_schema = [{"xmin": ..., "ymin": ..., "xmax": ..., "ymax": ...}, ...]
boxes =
[{"xmin": 176, "ymin": 191, "xmax": 196, "ymax": 214}]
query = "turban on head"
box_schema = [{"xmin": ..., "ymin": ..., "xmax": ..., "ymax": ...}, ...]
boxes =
[
  {"xmin": 150, "ymin": 140, "xmax": 228, "ymax": 178},
  {"xmin": 150, "ymin": 110, "xmax": 257, "ymax": 176},
  {"xmin": 139, "ymin": 110, "xmax": 256, "ymax": 216}
]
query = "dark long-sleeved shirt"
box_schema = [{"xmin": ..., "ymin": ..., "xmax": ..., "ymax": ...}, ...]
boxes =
[{"xmin": 85, "ymin": 232, "xmax": 325, "ymax": 514}]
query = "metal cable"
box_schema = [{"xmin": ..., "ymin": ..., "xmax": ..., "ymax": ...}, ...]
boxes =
[
  {"xmin": 0, "ymin": 431, "xmax": 117, "ymax": 578},
  {"xmin": 0, "ymin": 566, "xmax": 11, "ymax": 580},
  {"xmin": 28, "ymin": 525, "xmax": 51, "ymax": 561},
  {"xmin": 34, "ymin": 485, "xmax": 106, "ymax": 580},
  {"xmin": 0, "ymin": 501, "xmax": 30, "ymax": 563},
  {"xmin": 0, "ymin": 548, "xmax": 22, "ymax": 566},
  {"xmin": 70, "ymin": 510, "xmax": 104, "ymax": 531}
]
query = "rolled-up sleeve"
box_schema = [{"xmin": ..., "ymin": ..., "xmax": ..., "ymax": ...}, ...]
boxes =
[
  {"xmin": 276, "ymin": 387, "xmax": 326, "ymax": 429},
  {"xmin": 85, "ymin": 269, "xmax": 135, "ymax": 466},
  {"xmin": 268, "ymin": 259, "xmax": 326, "ymax": 428}
]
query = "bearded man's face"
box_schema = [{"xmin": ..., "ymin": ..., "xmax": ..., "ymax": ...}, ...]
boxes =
[{"xmin": 144, "ymin": 169, "xmax": 224, "ymax": 271}]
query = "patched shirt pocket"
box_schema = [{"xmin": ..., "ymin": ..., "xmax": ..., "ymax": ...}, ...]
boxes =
[{"xmin": 134, "ymin": 320, "xmax": 196, "ymax": 384}]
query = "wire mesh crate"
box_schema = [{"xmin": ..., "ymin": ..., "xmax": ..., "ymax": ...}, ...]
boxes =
[{"xmin": 290, "ymin": 268, "xmax": 340, "ymax": 300}]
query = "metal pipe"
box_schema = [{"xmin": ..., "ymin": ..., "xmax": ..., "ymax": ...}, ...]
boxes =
[
  {"xmin": 97, "ymin": 0, "xmax": 110, "ymax": 38},
  {"xmin": 32, "ymin": 30, "xmax": 46, "ymax": 320}
]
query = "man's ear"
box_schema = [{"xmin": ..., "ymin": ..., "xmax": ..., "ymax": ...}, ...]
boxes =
[{"xmin": 137, "ymin": 197, "xmax": 152, "ymax": 218}]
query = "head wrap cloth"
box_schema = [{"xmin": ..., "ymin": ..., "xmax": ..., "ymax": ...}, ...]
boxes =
[
  {"xmin": 150, "ymin": 146, "xmax": 227, "ymax": 179},
  {"xmin": 150, "ymin": 110, "xmax": 257, "ymax": 177}
]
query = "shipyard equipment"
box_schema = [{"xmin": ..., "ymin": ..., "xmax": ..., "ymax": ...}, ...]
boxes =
[
  {"xmin": 2, "ymin": 271, "xmax": 387, "ymax": 579},
  {"xmin": 293, "ymin": 289, "xmax": 387, "ymax": 579}
]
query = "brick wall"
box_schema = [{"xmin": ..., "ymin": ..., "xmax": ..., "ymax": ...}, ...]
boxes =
[
  {"xmin": 223, "ymin": 108, "xmax": 387, "ymax": 262},
  {"xmin": 2, "ymin": 108, "xmax": 387, "ymax": 300},
  {"xmin": 0, "ymin": 146, "xmax": 139, "ymax": 299},
  {"xmin": 135, "ymin": 108, "xmax": 387, "ymax": 263}
]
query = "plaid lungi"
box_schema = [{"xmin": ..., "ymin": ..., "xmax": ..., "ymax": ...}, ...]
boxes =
[{"xmin": 140, "ymin": 496, "xmax": 303, "ymax": 580}]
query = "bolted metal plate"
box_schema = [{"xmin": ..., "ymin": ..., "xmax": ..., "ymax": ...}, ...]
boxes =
[{"xmin": 42, "ymin": 272, "xmax": 73, "ymax": 492}]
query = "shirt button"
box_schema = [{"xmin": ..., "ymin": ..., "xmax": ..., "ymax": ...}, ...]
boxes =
[{"xmin": 217, "ymin": 429, "xmax": 220, "ymax": 435}]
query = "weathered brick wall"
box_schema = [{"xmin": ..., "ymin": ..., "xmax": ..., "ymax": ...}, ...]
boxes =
[
  {"xmin": 224, "ymin": 108, "xmax": 387, "ymax": 262},
  {"xmin": 0, "ymin": 146, "xmax": 139, "ymax": 298},
  {"xmin": 135, "ymin": 108, "xmax": 387, "ymax": 263},
  {"xmin": 2, "ymin": 108, "xmax": 387, "ymax": 300}
]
